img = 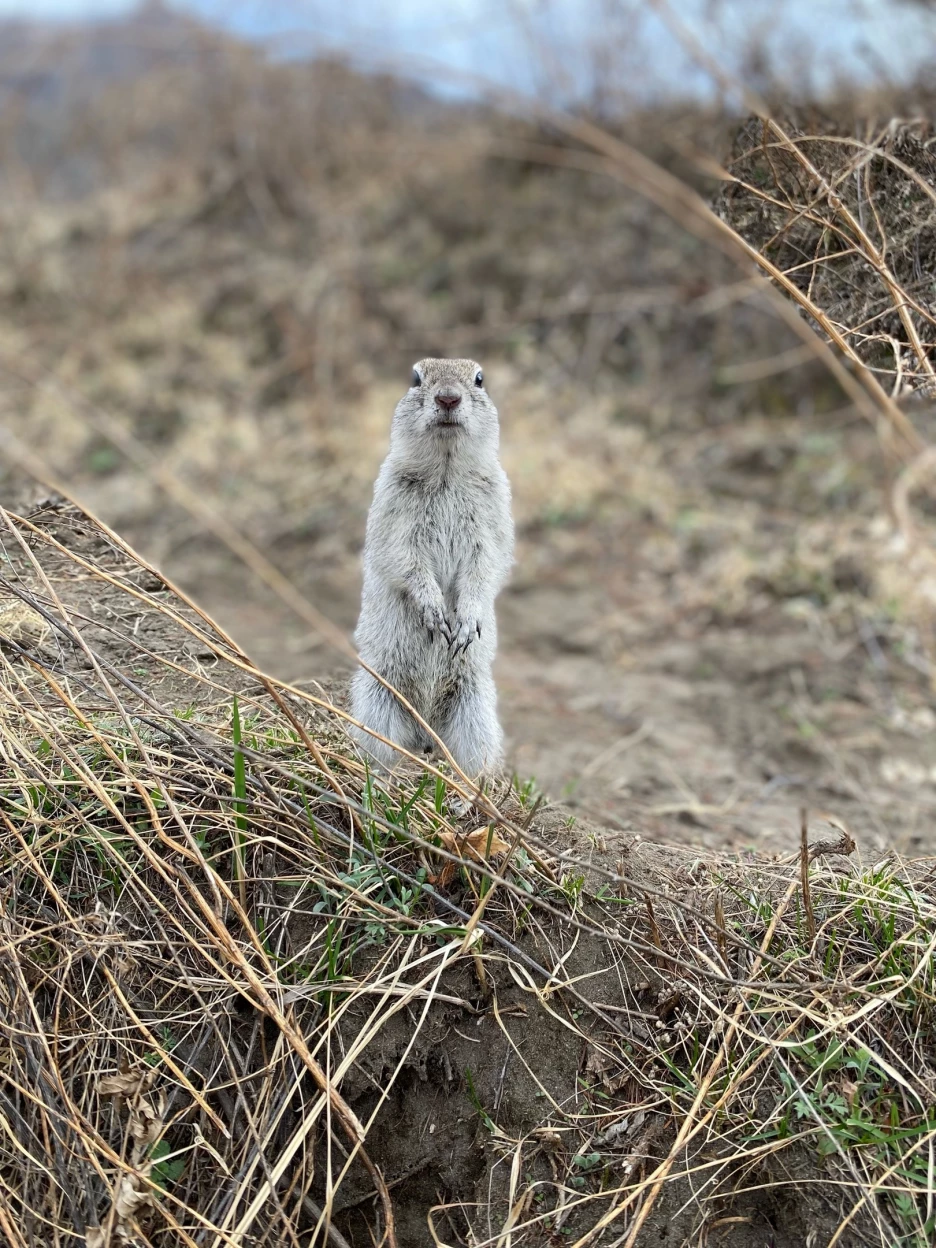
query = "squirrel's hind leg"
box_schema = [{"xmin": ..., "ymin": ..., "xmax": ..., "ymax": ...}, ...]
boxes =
[
  {"xmin": 439, "ymin": 676, "xmax": 504, "ymax": 781},
  {"xmin": 349, "ymin": 670, "xmax": 422, "ymax": 772}
]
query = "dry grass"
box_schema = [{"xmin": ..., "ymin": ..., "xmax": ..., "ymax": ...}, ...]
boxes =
[
  {"xmin": 719, "ymin": 108, "xmax": 936, "ymax": 402},
  {"xmin": 0, "ymin": 499, "xmax": 934, "ymax": 1246}
]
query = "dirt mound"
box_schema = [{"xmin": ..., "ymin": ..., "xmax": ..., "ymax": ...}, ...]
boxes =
[{"xmin": 0, "ymin": 498, "xmax": 933, "ymax": 1246}]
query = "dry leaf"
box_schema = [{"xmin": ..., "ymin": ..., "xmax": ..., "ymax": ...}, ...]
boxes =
[
  {"xmin": 438, "ymin": 825, "xmax": 510, "ymax": 862},
  {"xmin": 128, "ymin": 1090, "xmax": 166, "ymax": 1150},
  {"xmin": 98, "ymin": 1064, "xmax": 155, "ymax": 1100},
  {"xmin": 96, "ymin": 1060, "xmax": 165, "ymax": 1241},
  {"xmin": 429, "ymin": 825, "xmax": 511, "ymax": 886},
  {"xmin": 114, "ymin": 1172, "xmax": 153, "ymax": 1220},
  {"xmin": 584, "ymin": 1044, "xmax": 628, "ymax": 1093},
  {"xmin": 428, "ymin": 861, "xmax": 457, "ymax": 888}
]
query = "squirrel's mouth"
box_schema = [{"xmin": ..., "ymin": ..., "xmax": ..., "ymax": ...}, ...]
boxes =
[{"xmin": 432, "ymin": 417, "xmax": 464, "ymax": 430}]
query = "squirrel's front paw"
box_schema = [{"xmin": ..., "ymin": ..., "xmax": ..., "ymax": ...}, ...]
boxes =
[
  {"xmin": 449, "ymin": 616, "xmax": 482, "ymax": 654},
  {"xmin": 422, "ymin": 604, "xmax": 452, "ymax": 644}
]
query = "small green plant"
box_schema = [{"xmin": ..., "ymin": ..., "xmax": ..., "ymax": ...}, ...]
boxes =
[
  {"xmin": 149, "ymin": 1139, "xmax": 186, "ymax": 1190},
  {"xmin": 433, "ymin": 771, "xmax": 447, "ymax": 815},
  {"xmin": 512, "ymin": 773, "xmax": 539, "ymax": 808},
  {"xmin": 568, "ymin": 1151, "xmax": 604, "ymax": 1189},
  {"xmin": 755, "ymin": 1035, "xmax": 936, "ymax": 1245},
  {"xmin": 464, "ymin": 1068, "xmax": 497, "ymax": 1135},
  {"xmin": 559, "ymin": 871, "xmax": 585, "ymax": 910}
]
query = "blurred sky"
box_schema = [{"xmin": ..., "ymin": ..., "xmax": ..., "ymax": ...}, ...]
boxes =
[{"xmin": 0, "ymin": 0, "xmax": 932, "ymax": 101}]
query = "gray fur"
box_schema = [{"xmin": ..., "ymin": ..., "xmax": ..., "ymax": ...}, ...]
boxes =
[{"xmin": 350, "ymin": 358, "xmax": 514, "ymax": 778}]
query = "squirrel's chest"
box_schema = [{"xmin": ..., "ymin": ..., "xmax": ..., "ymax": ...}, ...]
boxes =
[{"xmin": 418, "ymin": 488, "xmax": 480, "ymax": 579}]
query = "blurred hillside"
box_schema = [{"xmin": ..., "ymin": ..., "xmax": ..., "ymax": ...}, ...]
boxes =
[{"xmin": 2, "ymin": 3, "xmax": 936, "ymax": 857}]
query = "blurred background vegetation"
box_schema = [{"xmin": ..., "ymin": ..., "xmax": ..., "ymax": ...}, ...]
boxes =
[{"xmin": 3, "ymin": 0, "xmax": 936, "ymax": 855}]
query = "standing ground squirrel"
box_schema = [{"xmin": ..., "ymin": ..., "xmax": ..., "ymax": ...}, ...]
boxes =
[{"xmin": 350, "ymin": 358, "xmax": 514, "ymax": 778}]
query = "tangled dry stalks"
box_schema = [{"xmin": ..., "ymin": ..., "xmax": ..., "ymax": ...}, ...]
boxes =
[
  {"xmin": 0, "ymin": 500, "xmax": 933, "ymax": 1246},
  {"xmin": 719, "ymin": 111, "xmax": 936, "ymax": 404}
]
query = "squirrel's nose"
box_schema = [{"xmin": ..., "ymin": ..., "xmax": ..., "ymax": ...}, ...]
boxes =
[{"xmin": 435, "ymin": 390, "xmax": 462, "ymax": 411}]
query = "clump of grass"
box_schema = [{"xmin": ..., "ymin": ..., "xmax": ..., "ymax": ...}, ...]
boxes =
[{"xmin": 719, "ymin": 111, "xmax": 936, "ymax": 401}]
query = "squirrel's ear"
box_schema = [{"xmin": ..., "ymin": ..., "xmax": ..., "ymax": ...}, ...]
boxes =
[{"xmin": 411, "ymin": 367, "xmax": 422, "ymax": 387}]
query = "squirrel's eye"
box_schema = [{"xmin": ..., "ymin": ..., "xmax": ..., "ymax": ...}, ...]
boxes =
[
  {"xmin": 411, "ymin": 368, "xmax": 421, "ymax": 387},
  {"xmin": 474, "ymin": 370, "xmax": 483, "ymax": 387}
]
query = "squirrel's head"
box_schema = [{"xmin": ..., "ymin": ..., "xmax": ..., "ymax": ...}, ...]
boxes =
[{"xmin": 392, "ymin": 358, "xmax": 498, "ymax": 451}]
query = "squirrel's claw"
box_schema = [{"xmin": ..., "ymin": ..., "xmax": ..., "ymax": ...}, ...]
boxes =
[
  {"xmin": 450, "ymin": 617, "xmax": 481, "ymax": 653},
  {"xmin": 424, "ymin": 605, "xmax": 450, "ymax": 643}
]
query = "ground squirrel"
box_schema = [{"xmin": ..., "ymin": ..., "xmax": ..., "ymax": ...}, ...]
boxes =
[{"xmin": 350, "ymin": 358, "xmax": 514, "ymax": 778}]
